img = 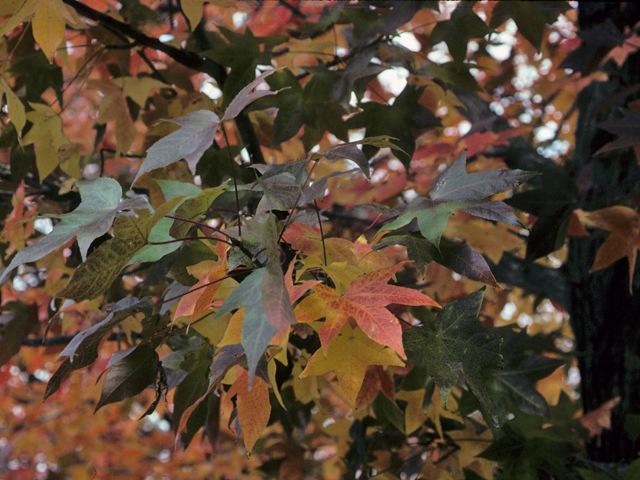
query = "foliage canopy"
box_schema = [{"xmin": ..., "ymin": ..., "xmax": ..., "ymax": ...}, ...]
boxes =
[{"xmin": 1, "ymin": 1, "xmax": 640, "ymax": 479}]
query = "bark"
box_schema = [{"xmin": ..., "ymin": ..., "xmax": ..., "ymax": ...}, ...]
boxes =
[{"xmin": 565, "ymin": 2, "xmax": 640, "ymax": 463}]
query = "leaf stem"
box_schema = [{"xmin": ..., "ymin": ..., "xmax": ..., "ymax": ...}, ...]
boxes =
[
  {"xmin": 278, "ymin": 159, "xmax": 319, "ymax": 243},
  {"xmin": 150, "ymin": 236, "xmax": 234, "ymax": 248},
  {"xmin": 314, "ymin": 200, "xmax": 328, "ymax": 266},
  {"xmin": 155, "ymin": 269, "xmax": 249, "ymax": 307}
]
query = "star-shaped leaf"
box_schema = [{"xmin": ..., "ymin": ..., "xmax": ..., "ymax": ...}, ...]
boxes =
[
  {"xmin": 403, "ymin": 288, "xmax": 503, "ymax": 426},
  {"xmin": 133, "ymin": 69, "xmax": 282, "ymax": 184},
  {"xmin": 380, "ymin": 151, "xmax": 536, "ymax": 247},
  {"xmin": 300, "ymin": 323, "xmax": 405, "ymax": 405},
  {"xmin": 294, "ymin": 263, "xmax": 439, "ymax": 357},
  {"xmin": 0, "ymin": 178, "xmax": 149, "ymax": 285},
  {"xmin": 581, "ymin": 205, "xmax": 640, "ymax": 293}
]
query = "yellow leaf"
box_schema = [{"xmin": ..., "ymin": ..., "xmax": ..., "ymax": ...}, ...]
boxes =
[
  {"xmin": 86, "ymin": 79, "xmax": 135, "ymax": 158},
  {"xmin": 179, "ymin": 0, "xmax": 206, "ymax": 29},
  {"xmin": 226, "ymin": 370, "xmax": 271, "ymax": 453},
  {"xmin": 0, "ymin": 73, "xmax": 26, "ymax": 138},
  {"xmin": 300, "ymin": 323, "xmax": 404, "ymax": 406},
  {"xmin": 427, "ymin": 387, "xmax": 463, "ymax": 439},
  {"xmin": 32, "ymin": 0, "xmax": 66, "ymax": 61},
  {"xmin": 22, "ymin": 102, "xmax": 69, "ymax": 179},
  {"xmin": 113, "ymin": 76, "xmax": 167, "ymax": 107},
  {"xmin": 396, "ymin": 389, "xmax": 429, "ymax": 435},
  {"xmin": 268, "ymin": 358, "xmax": 286, "ymax": 409},
  {"xmin": 57, "ymin": 143, "xmax": 82, "ymax": 178},
  {"xmin": 0, "ymin": 0, "xmax": 37, "ymax": 38}
]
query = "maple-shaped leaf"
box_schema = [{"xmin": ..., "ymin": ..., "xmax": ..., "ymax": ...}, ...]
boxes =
[
  {"xmin": 0, "ymin": 178, "xmax": 148, "ymax": 285},
  {"xmin": 430, "ymin": 6, "xmax": 491, "ymax": 63},
  {"xmin": 403, "ymin": 288, "xmax": 503, "ymax": 426},
  {"xmin": 375, "ymin": 232, "xmax": 499, "ymax": 286},
  {"xmin": 595, "ymin": 110, "xmax": 640, "ymax": 155},
  {"xmin": 300, "ymin": 323, "xmax": 405, "ymax": 405},
  {"xmin": 212, "ymin": 265, "xmax": 294, "ymax": 387},
  {"xmin": 133, "ymin": 69, "xmax": 282, "ymax": 184},
  {"xmin": 490, "ymin": 1, "xmax": 570, "ymax": 52},
  {"xmin": 294, "ymin": 263, "xmax": 439, "ymax": 358},
  {"xmin": 581, "ymin": 205, "xmax": 640, "ymax": 293},
  {"xmin": 381, "ymin": 151, "xmax": 536, "ymax": 247}
]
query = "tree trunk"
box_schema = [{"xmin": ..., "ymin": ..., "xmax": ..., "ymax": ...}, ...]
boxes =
[{"xmin": 565, "ymin": 2, "xmax": 640, "ymax": 463}]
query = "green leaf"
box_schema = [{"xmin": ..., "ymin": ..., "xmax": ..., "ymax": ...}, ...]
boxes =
[
  {"xmin": 490, "ymin": 1, "xmax": 570, "ymax": 52},
  {"xmin": 380, "ymin": 151, "xmax": 536, "ymax": 247},
  {"xmin": 172, "ymin": 340, "xmax": 213, "ymax": 436},
  {"xmin": 0, "ymin": 178, "xmax": 149, "ymax": 284},
  {"xmin": 403, "ymin": 288, "xmax": 503, "ymax": 425},
  {"xmin": 430, "ymin": 6, "xmax": 491, "ymax": 63},
  {"xmin": 44, "ymin": 297, "xmax": 153, "ymax": 400},
  {"xmin": 422, "ymin": 62, "xmax": 482, "ymax": 91},
  {"xmin": 95, "ymin": 343, "xmax": 159, "ymax": 412},
  {"xmin": 56, "ymin": 209, "xmax": 154, "ymax": 301},
  {"xmin": 375, "ymin": 232, "xmax": 434, "ymax": 278},
  {"xmin": 345, "ymin": 84, "xmax": 440, "ymax": 167},
  {"xmin": 212, "ymin": 268, "xmax": 278, "ymax": 387},
  {"xmin": 169, "ymin": 185, "xmax": 227, "ymax": 239},
  {"xmin": 372, "ymin": 392, "xmax": 405, "ymax": 432},
  {"xmin": 9, "ymin": 51, "xmax": 64, "ymax": 105},
  {"xmin": 0, "ymin": 303, "xmax": 34, "ymax": 367}
]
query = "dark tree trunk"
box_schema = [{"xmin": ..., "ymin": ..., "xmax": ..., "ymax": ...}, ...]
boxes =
[{"xmin": 564, "ymin": 2, "xmax": 640, "ymax": 463}]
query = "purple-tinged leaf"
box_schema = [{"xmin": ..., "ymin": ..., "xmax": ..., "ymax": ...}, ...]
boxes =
[
  {"xmin": 430, "ymin": 152, "xmax": 537, "ymax": 203},
  {"xmin": 134, "ymin": 110, "xmax": 221, "ymax": 184},
  {"xmin": 222, "ymin": 68, "xmax": 284, "ymax": 121},
  {"xmin": 430, "ymin": 238, "xmax": 500, "ymax": 288},
  {"xmin": 44, "ymin": 297, "xmax": 153, "ymax": 400},
  {"xmin": 95, "ymin": 343, "xmax": 159, "ymax": 412}
]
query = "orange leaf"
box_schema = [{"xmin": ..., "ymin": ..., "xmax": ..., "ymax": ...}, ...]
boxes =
[
  {"xmin": 579, "ymin": 397, "xmax": 621, "ymax": 438},
  {"xmin": 227, "ymin": 370, "xmax": 271, "ymax": 452},
  {"xmin": 584, "ymin": 206, "xmax": 640, "ymax": 293},
  {"xmin": 295, "ymin": 263, "xmax": 439, "ymax": 357}
]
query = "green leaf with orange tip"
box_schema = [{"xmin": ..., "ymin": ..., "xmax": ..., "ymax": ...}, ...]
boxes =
[
  {"xmin": 300, "ymin": 323, "xmax": 405, "ymax": 406},
  {"xmin": 0, "ymin": 178, "xmax": 149, "ymax": 285},
  {"xmin": 294, "ymin": 263, "xmax": 439, "ymax": 358}
]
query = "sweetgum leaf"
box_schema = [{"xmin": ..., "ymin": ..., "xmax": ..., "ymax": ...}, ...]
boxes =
[
  {"xmin": 0, "ymin": 178, "xmax": 149, "ymax": 284},
  {"xmin": 212, "ymin": 268, "xmax": 278, "ymax": 388},
  {"xmin": 403, "ymin": 288, "xmax": 503, "ymax": 426},
  {"xmin": 380, "ymin": 151, "xmax": 536, "ymax": 247},
  {"xmin": 56, "ymin": 209, "xmax": 154, "ymax": 301},
  {"xmin": 44, "ymin": 297, "xmax": 153, "ymax": 400},
  {"xmin": 430, "ymin": 7, "xmax": 491, "ymax": 63},
  {"xmin": 490, "ymin": 1, "xmax": 570, "ymax": 51},
  {"xmin": 95, "ymin": 343, "xmax": 159, "ymax": 412},
  {"xmin": 133, "ymin": 69, "xmax": 281, "ymax": 184}
]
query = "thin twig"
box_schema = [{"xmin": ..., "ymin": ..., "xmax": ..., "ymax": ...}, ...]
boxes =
[{"xmin": 220, "ymin": 123, "xmax": 242, "ymax": 239}]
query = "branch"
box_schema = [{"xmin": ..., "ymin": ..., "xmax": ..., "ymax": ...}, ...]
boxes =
[
  {"xmin": 21, "ymin": 331, "xmax": 144, "ymax": 347},
  {"xmin": 486, "ymin": 252, "xmax": 570, "ymax": 308},
  {"xmin": 62, "ymin": 0, "xmax": 208, "ymax": 72}
]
